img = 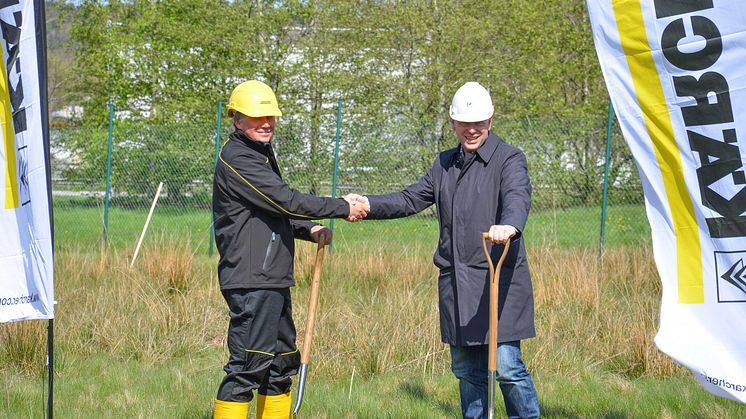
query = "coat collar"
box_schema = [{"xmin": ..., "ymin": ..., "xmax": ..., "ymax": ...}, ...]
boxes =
[
  {"xmin": 230, "ymin": 129, "xmax": 281, "ymax": 173},
  {"xmin": 452, "ymin": 132, "xmax": 501, "ymax": 167},
  {"xmin": 231, "ymin": 129, "xmax": 272, "ymax": 155},
  {"xmin": 474, "ymin": 132, "xmax": 500, "ymax": 163}
]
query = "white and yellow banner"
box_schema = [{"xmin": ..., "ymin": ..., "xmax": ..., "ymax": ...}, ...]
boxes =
[
  {"xmin": 0, "ymin": 0, "xmax": 53, "ymax": 323},
  {"xmin": 588, "ymin": 0, "xmax": 746, "ymax": 403}
]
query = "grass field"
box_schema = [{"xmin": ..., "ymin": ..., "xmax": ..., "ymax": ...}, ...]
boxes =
[
  {"xmin": 53, "ymin": 204, "xmax": 213, "ymax": 252},
  {"xmin": 3, "ymin": 226, "xmax": 745, "ymax": 417},
  {"xmin": 4, "ymin": 352, "xmax": 744, "ymax": 418},
  {"xmin": 51, "ymin": 200, "xmax": 650, "ymax": 254}
]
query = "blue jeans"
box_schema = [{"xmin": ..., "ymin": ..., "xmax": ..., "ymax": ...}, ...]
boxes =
[{"xmin": 450, "ymin": 341, "xmax": 539, "ymax": 419}]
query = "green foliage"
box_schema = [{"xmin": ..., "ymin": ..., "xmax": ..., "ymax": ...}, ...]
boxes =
[
  {"xmin": 71, "ymin": 0, "xmax": 246, "ymax": 124},
  {"xmin": 64, "ymin": 1, "xmax": 612, "ymax": 186},
  {"xmin": 58, "ymin": 1, "xmax": 640, "ymax": 239},
  {"xmin": 47, "ymin": 0, "xmax": 77, "ymax": 122},
  {"xmin": 63, "ymin": 0, "xmax": 609, "ymax": 122},
  {"xmin": 55, "ymin": 121, "xmax": 216, "ymax": 205}
]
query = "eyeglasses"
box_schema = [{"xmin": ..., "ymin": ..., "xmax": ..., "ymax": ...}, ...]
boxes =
[{"xmin": 454, "ymin": 119, "xmax": 491, "ymax": 129}]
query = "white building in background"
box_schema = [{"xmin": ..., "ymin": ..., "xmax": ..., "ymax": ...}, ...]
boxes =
[{"xmin": 51, "ymin": 105, "xmax": 84, "ymax": 120}]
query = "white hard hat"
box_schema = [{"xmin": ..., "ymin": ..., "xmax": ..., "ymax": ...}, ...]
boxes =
[{"xmin": 449, "ymin": 82, "xmax": 494, "ymax": 122}]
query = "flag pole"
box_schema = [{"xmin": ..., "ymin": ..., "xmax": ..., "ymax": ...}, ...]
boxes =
[
  {"xmin": 33, "ymin": 0, "xmax": 54, "ymax": 416},
  {"xmin": 47, "ymin": 319, "xmax": 54, "ymax": 418},
  {"xmin": 328, "ymin": 97, "xmax": 342, "ymax": 254},
  {"xmin": 599, "ymin": 99, "xmax": 613, "ymax": 257},
  {"xmin": 209, "ymin": 100, "xmax": 222, "ymax": 257}
]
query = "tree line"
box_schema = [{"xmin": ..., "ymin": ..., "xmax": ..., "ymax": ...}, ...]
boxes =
[{"xmin": 50, "ymin": 0, "xmax": 638, "ymax": 209}]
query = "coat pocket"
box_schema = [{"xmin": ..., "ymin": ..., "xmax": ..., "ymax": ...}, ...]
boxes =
[
  {"xmin": 437, "ymin": 269, "xmax": 456, "ymax": 344},
  {"xmin": 261, "ymin": 232, "xmax": 278, "ymax": 271}
]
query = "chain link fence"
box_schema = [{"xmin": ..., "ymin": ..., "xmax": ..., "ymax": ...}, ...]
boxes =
[
  {"xmin": 51, "ymin": 104, "xmax": 647, "ymax": 254},
  {"xmin": 52, "ymin": 121, "xmax": 217, "ymax": 251}
]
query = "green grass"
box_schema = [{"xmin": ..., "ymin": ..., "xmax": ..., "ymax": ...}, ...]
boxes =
[
  {"xmin": 13, "ymin": 202, "xmax": 718, "ymax": 418},
  {"xmin": 52, "ymin": 199, "xmax": 650, "ymax": 254},
  {"xmin": 328, "ymin": 204, "xmax": 652, "ymax": 254},
  {"xmin": 1, "ymin": 241, "xmax": 744, "ymax": 417},
  {"xmin": 3, "ymin": 349, "xmax": 745, "ymax": 418},
  {"xmin": 527, "ymin": 204, "xmax": 650, "ymax": 247},
  {"xmin": 53, "ymin": 203, "xmax": 212, "ymax": 252},
  {"xmin": 330, "ymin": 217, "xmax": 439, "ymax": 254}
]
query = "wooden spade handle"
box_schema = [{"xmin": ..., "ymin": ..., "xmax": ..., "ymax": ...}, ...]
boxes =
[
  {"xmin": 481, "ymin": 232, "xmax": 511, "ymax": 373},
  {"xmin": 300, "ymin": 235, "xmax": 327, "ymax": 365}
]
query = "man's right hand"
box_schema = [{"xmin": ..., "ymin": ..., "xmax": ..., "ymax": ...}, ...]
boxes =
[{"xmin": 344, "ymin": 193, "xmax": 369, "ymax": 222}]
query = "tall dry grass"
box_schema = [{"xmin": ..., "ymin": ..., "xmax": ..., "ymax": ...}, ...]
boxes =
[
  {"xmin": 529, "ymin": 244, "xmax": 681, "ymax": 378},
  {"xmin": 49, "ymin": 236, "xmax": 224, "ymax": 363},
  {"xmin": 1, "ymin": 237, "xmax": 683, "ymax": 381},
  {"xmin": 293, "ymin": 242, "xmax": 446, "ymax": 379},
  {"xmin": 0, "ymin": 320, "xmax": 47, "ymax": 375}
]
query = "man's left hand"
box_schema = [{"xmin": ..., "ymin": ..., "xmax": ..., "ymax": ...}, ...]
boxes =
[
  {"xmin": 310, "ymin": 225, "xmax": 332, "ymax": 245},
  {"xmin": 487, "ymin": 224, "xmax": 517, "ymax": 244}
]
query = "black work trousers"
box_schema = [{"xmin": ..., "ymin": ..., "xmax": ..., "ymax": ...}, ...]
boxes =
[{"xmin": 216, "ymin": 288, "xmax": 300, "ymax": 402}]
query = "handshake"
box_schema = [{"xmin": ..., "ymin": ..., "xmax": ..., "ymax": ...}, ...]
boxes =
[{"xmin": 343, "ymin": 193, "xmax": 370, "ymax": 222}]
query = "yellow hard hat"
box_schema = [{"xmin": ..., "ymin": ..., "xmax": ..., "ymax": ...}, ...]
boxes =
[{"xmin": 227, "ymin": 80, "xmax": 282, "ymax": 118}]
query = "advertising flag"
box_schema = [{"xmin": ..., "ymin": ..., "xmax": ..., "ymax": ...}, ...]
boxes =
[
  {"xmin": 587, "ymin": 0, "xmax": 746, "ymax": 402},
  {"xmin": 0, "ymin": 0, "xmax": 53, "ymax": 323}
]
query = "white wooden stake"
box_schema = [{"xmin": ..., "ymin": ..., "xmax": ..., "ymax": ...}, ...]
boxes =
[
  {"xmin": 131, "ymin": 181, "xmax": 164, "ymax": 268},
  {"xmin": 348, "ymin": 367, "xmax": 355, "ymax": 400}
]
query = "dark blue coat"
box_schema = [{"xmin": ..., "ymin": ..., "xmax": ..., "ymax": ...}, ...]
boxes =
[{"xmin": 367, "ymin": 132, "xmax": 535, "ymax": 346}]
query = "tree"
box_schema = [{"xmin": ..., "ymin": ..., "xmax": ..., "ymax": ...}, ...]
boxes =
[
  {"xmin": 70, "ymin": 0, "xmax": 250, "ymax": 124},
  {"xmin": 59, "ymin": 0, "xmax": 621, "ymax": 206},
  {"xmin": 47, "ymin": 0, "xmax": 77, "ymax": 125}
]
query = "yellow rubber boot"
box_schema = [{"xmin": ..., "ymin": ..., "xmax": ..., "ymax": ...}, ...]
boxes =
[
  {"xmin": 213, "ymin": 399, "xmax": 249, "ymax": 419},
  {"xmin": 256, "ymin": 393, "xmax": 292, "ymax": 419}
]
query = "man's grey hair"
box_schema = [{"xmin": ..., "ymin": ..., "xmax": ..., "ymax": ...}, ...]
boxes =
[{"xmin": 232, "ymin": 111, "xmax": 245, "ymax": 125}]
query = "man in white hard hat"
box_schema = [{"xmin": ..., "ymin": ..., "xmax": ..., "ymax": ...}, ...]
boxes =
[
  {"xmin": 350, "ymin": 81, "xmax": 540, "ymax": 418},
  {"xmin": 212, "ymin": 80, "xmax": 368, "ymax": 419}
]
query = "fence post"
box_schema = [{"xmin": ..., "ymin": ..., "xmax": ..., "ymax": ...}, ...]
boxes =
[
  {"xmin": 103, "ymin": 103, "xmax": 114, "ymax": 246},
  {"xmin": 599, "ymin": 100, "xmax": 614, "ymax": 256},
  {"xmin": 328, "ymin": 97, "xmax": 342, "ymax": 254},
  {"xmin": 209, "ymin": 100, "xmax": 223, "ymax": 257}
]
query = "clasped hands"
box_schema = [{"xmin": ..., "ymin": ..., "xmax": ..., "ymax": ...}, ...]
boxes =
[
  {"xmin": 309, "ymin": 194, "xmax": 368, "ymax": 245},
  {"xmin": 343, "ymin": 193, "xmax": 370, "ymax": 222}
]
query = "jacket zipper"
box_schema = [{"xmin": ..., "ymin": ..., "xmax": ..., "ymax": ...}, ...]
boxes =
[{"xmin": 262, "ymin": 232, "xmax": 277, "ymax": 270}]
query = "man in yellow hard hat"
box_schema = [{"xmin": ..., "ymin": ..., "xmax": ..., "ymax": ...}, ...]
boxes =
[{"xmin": 212, "ymin": 80, "xmax": 367, "ymax": 419}]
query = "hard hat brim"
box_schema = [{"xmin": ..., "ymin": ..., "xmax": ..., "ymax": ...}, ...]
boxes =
[
  {"xmin": 227, "ymin": 106, "xmax": 282, "ymax": 118},
  {"xmin": 449, "ymin": 111, "xmax": 493, "ymax": 123}
]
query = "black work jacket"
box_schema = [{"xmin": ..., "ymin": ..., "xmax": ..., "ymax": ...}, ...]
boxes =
[
  {"xmin": 212, "ymin": 131, "xmax": 348, "ymax": 290},
  {"xmin": 367, "ymin": 133, "xmax": 535, "ymax": 346}
]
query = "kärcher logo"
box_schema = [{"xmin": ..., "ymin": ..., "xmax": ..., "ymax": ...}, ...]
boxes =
[{"xmin": 721, "ymin": 258, "xmax": 746, "ymax": 295}]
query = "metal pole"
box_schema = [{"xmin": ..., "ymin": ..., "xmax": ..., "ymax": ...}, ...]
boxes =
[
  {"xmin": 328, "ymin": 97, "xmax": 342, "ymax": 254},
  {"xmin": 33, "ymin": 1, "xmax": 54, "ymax": 415},
  {"xmin": 209, "ymin": 100, "xmax": 223, "ymax": 257},
  {"xmin": 599, "ymin": 100, "xmax": 614, "ymax": 256},
  {"xmin": 47, "ymin": 318, "xmax": 53, "ymax": 419},
  {"xmin": 103, "ymin": 103, "xmax": 114, "ymax": 246}
]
